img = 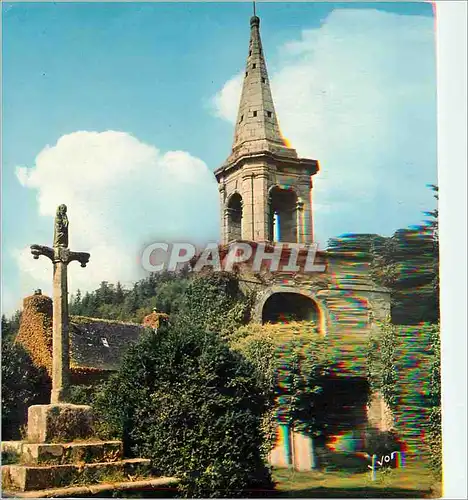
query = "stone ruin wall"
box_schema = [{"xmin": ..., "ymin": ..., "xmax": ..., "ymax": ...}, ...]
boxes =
[
  {"xmin": 236, "ymin": 250, "xmax": 390, "ymax": 339},
  {"xmin": 16, "ymin": 294, "xmax": 54, "ymax": 377},
  {"xmin": 235, "ymin": 249, "xmax": 392, "ymax": 436}
]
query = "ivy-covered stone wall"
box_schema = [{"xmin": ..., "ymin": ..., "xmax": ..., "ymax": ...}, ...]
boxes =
[{"xmin": 367, "ymin": 321, "xmax": 441, "ymax": 475}]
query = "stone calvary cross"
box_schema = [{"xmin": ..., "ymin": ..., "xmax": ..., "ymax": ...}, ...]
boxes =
[{"xmin": 31, "ymin": 204, "xmax": 90, "ymax": 404}]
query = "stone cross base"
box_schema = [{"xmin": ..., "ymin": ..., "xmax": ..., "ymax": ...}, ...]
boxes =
[
  {"xmin": 27, "ymin": 404, "xmax": 95, "ymax": 443},
  {"xmin": 1, "ymin": 404, "xmax": 167, "ymax": 494}
]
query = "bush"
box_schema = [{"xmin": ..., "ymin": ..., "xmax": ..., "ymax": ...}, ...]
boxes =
[
  {"xmin": 1, "ymin": 341, "xmax": 50, "ymax": 439},
  {"xmin": 92, "ymin": 324, "xmax": 272, "ymax": 498},
  {"xmin": 428, "ymin": 324, "xmax": 442, "ymax": 478},
  {"xmin": 68, "ymin": 384, "xmax": 101, "ymax": 406},
  {"xmin": 175, "ymin": 272, "xmax": 252, "ymax": 338}
]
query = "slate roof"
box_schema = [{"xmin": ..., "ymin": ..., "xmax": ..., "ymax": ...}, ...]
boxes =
[{"xmin": 69, "ymin": 316, "xmax": 145, "ymax": 371}]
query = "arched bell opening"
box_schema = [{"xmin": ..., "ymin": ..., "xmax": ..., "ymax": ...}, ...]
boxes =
[
  {"xmin": 262, "ymin": 292, "xmax": 319, "ymax": 325},
  {"xmin": 226, "ymin": 193, "xmax": 243, "ymax": 242},
  {"xmin": 268, "ymin": 187, "xmax": 298, "ymax": 243}
]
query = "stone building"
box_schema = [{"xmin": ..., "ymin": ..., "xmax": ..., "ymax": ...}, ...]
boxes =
[
  {"xmin": 214, "ymin": 14, "xmax": 392, "ymax": 470},
  {"xmin": 15, "ymin": 290, "xmax": 164, "ymax": 386}
]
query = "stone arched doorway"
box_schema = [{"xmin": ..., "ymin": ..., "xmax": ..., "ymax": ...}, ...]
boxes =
[
  {"xmin": 255, "ymin": 287, "xmax": 327, "ymax": 334},
  {"xmin": 262, "ymin": 292, "xmax": 318, "ymax": 324}
]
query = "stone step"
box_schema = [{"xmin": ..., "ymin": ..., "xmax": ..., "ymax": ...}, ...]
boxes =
[
  {"xmin": 1, "ymin": 476, "xmax": 179, "ymax": 498},
  {"xmin": 35, "ymin": 441, "xmax": 123, "ymax": 465},
  {"xmin": 2, "ymin": 458, "xmax": 151, "ymax": 492}
]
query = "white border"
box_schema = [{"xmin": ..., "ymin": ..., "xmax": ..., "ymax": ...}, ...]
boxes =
[
  {"xmin": 1, "ymin": 1, "xmax": 467, "ymax": 498},
  {"xmin": 436, "ymin": 2, "xmax": 468, "ymax": 499}
]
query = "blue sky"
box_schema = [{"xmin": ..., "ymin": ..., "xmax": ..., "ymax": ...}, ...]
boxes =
[{"xmin": 2, "ymin": 1, "xmax": 437, "ymax": 314}]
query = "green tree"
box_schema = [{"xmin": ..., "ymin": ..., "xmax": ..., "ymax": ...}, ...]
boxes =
[
  {"xmin": 1, "ymin": 311, "xmax": 22, "ymax": 341},
  {"xmin": 1, "ymin": 341, "xmax": 50, "ymax": 439},
  {"xmin": 367, "ymin": 321, "xmax": 441, "ymax": 473},
  {"xmin": 329, "ymin": 185, "xmax": 439, "ymax": 325},
  {"xmin": 371, "ymin": 185, "xmax": 439, "ymax": 324},
  {"xmin": 115, "ymin": 282, "xmax": 125, "ymax": 305},
  {"xmin": 92, "ymin": 324, "xmax": 272, "ymax": 498}
]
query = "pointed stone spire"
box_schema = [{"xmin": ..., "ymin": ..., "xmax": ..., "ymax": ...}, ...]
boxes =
[
  {"xmin": 215, "ymin": 11, "xmax": 319, "ymax": 245},
  {"xmin": 225, "ymin": 14, "xmax": 298, "ymax": 166}
]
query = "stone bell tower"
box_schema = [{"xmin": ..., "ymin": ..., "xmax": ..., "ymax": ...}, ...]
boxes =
[{"xmin": 214, "ymin": 14, "xmax": 319, "ymax": 245}]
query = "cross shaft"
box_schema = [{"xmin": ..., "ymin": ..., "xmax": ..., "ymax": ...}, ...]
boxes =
[{"xmin": 30, "ymin": 206, "xmax": 90, "ymax": 404}]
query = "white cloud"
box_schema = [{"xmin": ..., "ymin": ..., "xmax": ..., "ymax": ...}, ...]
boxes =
[
  {"xmin": 211, "ymin": 73, "xmax": 244, "ymax": 122},
  {"xmin": 212, "ymin": 8, "xmax": 437, "ymax": 245},
  {"xmin": 15, "ymin": 131, "xmax": 219, "ymax": 298}
]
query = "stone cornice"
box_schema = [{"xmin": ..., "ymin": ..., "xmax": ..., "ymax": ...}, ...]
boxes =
[{"xmin": 214, "ymin": 151, "xmax": 319, "ymax": 180}]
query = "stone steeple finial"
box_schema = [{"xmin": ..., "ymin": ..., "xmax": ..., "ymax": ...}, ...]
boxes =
[
  {"xmin": 226, "ymin": 13, "xmax": 298, "ymax": 167},
  {"xmin": 214, "ymin": 11, "xmax": 319, "ymax": 245}
]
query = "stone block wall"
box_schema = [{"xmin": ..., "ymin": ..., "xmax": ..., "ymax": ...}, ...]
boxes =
[{"xmin": 217, "ymin": 161, "xmax": 315, "ymax": 244}]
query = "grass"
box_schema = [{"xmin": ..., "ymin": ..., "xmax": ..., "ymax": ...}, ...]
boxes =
[
  {"xmin": 82, "ymin": 461, "xmax": 441, "ymax": 498},
  {"xmin": 272, "ymin": 462, "xmax": 442, "ymax": 498}
]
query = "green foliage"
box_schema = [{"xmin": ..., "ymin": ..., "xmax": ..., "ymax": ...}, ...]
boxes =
[
  {"xmin": 68, "ymin": 271, "xmax": 251, "ymax": 339},
  {"xmin": 175, "ymin": 272, "xmax": 252, "ymax": 337},
  {"xmin": 1, "ymin": 450, "xmax": 20, "ymax": 465},
  {"xmin": 370, "ymin": 320, "xmax": 398, "ymax": 410},
  {"xmin": 275, "ymin": 337, "xmax": 330, "ymax": 436},
  {"xmin": 373, "ymin": 185, "xmax": 439, "ymax": 325},
  {"xmin": 362, "ymin": 428, "xmax": 402, "ymax": 458},
  {"xmin": 92, "ymin": 323, "xmax": 272, "ymax": 498},
  {"xmin": 68, "ymin": 384, "xmax": 101, "ymax": 406},
  {"xmin": 427, "ymin": 324, "xmax": 442, "ymax": 478},
  {"xmin": 230, "ymin": 328, "xmax": 276, "ymax": 392},
  {"xmin": 1, "ymin": 341, "xmax": 50, "ymax": 439},
  {"xmin": 69, "ymin": 272, "xmax": 189, "ymax": 322},
  {"xmin": 372, "ymin": 226, "xmax": 438, "ymax": 324},
  {"xmin": 231, "ymin": 324, "xmax": 331, "ymax": 446},
  {"xmin": 367, "ymin": 321, "xmax": 441, "ymax": 475},
  {"xmin": 1, "ymin": 311, "xmax": 22, "ymax": 341},
  {"xmin": 366, "ymin": 334, "xmax": 381, "ymax": 396}
]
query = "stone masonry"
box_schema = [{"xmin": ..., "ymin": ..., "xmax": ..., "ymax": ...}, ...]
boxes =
[
  {"xmin": 214, "ymin": 14, "xmax": 392, "ymax": 471},
  {"xmin": 214, "ymin": 15, "xmax": 318, "ymax": 245},
  {"xmin": 1, "ymin": 404, "xmax": 173, "ymax": 495}
]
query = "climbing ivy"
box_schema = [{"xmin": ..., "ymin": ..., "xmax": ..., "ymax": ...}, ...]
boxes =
[
  {"xmin": 231, "ymin": 322, "xmax": 331, "ymax": 450},
  {"xmin": 367, "ymin": 320, "xmax": 441, "ymax": 475},
  {"xmin": 368, "ymin": 319, "xmax": 398, "ymax": 410},
  {"xmin": 175, "ymin": 272, "xmax": 253, "ymax": 338},
  {"xmin": 427, "ymin": 324, "xmax": 442, "ymax": 478}
]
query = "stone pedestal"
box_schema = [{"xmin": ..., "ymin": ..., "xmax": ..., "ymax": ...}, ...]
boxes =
[
  {"xmin": 1, "ymin": 404, "xmax": 176, "ymax": 496},
  {"xmin": 27, "ymin": 404, "xmax": 95, "ymax": 443},
  {"xmin": 2, "ymin": 457, "xmax": 151, "ymax": 492}
]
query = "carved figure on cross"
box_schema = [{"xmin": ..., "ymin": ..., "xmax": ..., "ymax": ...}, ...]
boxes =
[{"xmin": 30, "ymin": 204, "xmax": 90, "ymax": 404}]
